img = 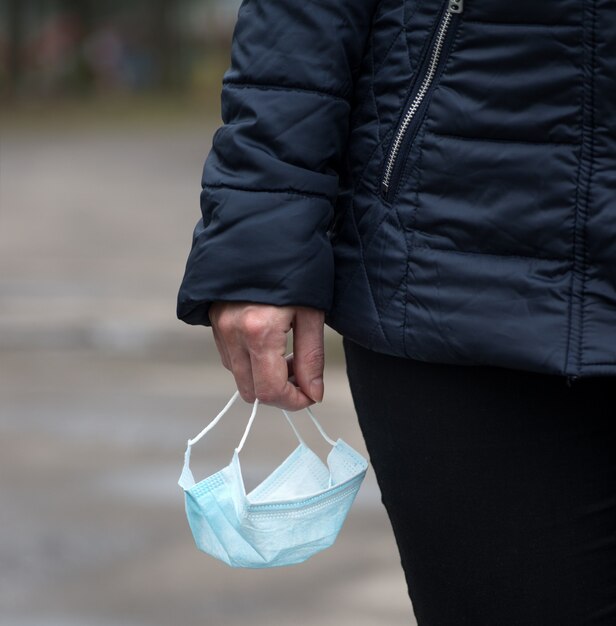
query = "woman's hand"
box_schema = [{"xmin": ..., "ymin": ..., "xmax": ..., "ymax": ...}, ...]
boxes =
[{"xmin": 209, "ymin": 301, "xmax": 325, "ymax": 411}]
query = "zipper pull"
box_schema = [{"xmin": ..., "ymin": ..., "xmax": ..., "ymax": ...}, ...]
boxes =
[{"xmin": 449, "ymin": 0, "xmax": 464, "ymax": 13}]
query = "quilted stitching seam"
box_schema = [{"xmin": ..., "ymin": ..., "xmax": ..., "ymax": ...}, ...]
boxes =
[
  {"xmin": 411, "ymin": 246, "xmax": 569, "ymax": 263},
  {"xmin": 564, "ymin": 0, "xmax": 595, "ymax": 374},
  {"xmin": 365, "ymin": 209, "xmax": 408, "ymax": 350},
  {"xmin": 202, "ymin": 183, "xmax": 333, "ymax": 204},
  {"xmin": 404, "ymin": 0, "xmax": 426, "ymax": 73},
  {"xmin": 462, "ymin": 19, "xmax": 579, "ymax": 28},
  {"xmin": 429, "ymin": 131, "xmax": 579, "ymax": 146},
  {"xmin": 579, "ymin": 0, "xmax": 597, "ymax": 367},
  {"xmin": 350, "ymin": 9, "xmax": 379, "ymax": 117},
  {"xmin": 351, "ymin": 202, "xmax": 393, "ymax": 351},
  {"xmin": 353, "ymin": 127, "xmax": 394, "ymax": 196},
  {"xmin": 332, "ymin": 205, "xmax": 395, "ymax": 308},
  {"xmin": 222, "ymin": 80, "xmax": 350, "ymax": 103},
  {"xmin": 407, "ymin": 18, "xmax": 465, "ymax": 246}
]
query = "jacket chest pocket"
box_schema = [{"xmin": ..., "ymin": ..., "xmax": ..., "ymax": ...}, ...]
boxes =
[{"xmin": 380, "ymin": 0, "xmax": 464, "ymax": 203}]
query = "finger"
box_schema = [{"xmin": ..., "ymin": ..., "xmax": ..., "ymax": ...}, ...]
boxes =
[
  {"xmin": 285, "ymin": 352, "xmax": 296, "ymax": 384},
  {"xmin": 212, "ymin": 325, "xmax": 231, "ymax": 370},
  {"xmin": 209, "ymin": 302, "xmax": 233, "ymax": 370},
  {"xmin": 211, "ymin": 301, "xmax": 257, "ymax": 398},
  {"xmin": 237, "ymin": 306, "xmax": 307, "ymax": 410},
  {"xmin": 249, "ymin": 346, "xmax": 314, "ymax": 411},
  {"xmin": 292, "ymin": 308, "xmax": 325, "ymax": 403},
  {"xmin": 226, "ymin": 340, "xmax": 257, "ymax": 402}
]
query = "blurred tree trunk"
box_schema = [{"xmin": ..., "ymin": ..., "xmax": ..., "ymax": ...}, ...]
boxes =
[
  {"xmin": 60, "ymin": 0, "xmax": 94, "ymax": 93},
  {"xmin": 61, "ymin": 0, "xmax": 92, "ymax": 31},
  {"xmin": 151, "ymin": 0, "xmax": 180, "ymax": 90},
  {"xmin": 6, "ymin": 0, "xmax": 24, "ymax": 96}
]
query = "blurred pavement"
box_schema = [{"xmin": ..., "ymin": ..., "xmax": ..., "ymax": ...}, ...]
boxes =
[{"xmin": 0, "ymin": 114, "xmax": 415, "ymax": 625}]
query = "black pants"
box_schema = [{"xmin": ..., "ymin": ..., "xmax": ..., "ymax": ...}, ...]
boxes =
[{"xmin": 343, "ymin": 336, "xmax": 616, "ymax": 626}]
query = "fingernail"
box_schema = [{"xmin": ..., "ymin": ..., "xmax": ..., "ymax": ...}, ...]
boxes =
[{"xmin": 309, "ymin": 377, "xmax": 324, "ymax": 403}]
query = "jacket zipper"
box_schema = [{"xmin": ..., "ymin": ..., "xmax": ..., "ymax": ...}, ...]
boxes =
[{"xmin": 380, "ymin": 0, "xmax": 464, "ymax": 202}]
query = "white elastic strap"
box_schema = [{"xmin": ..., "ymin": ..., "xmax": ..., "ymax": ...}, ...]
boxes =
[
  {"xmin": 187, "ymin": 389, "xmax": 241, "ymax": 447},
  {"xmin": 304, "ymin": 406, "xmax": 337, "ymax": 446},
  {"xmin": 237, "ymin": 400, "xmax": 333, "ymax": 454},
  {"xmin": 186, "ymin": 387, "xmax": 335, "ymax": 456},
  {"xmin": 281, "ymin": 410, "xmax": 305, "ymax": 445},
  {"xmin": 236, "ymin": 398, "xmax": 260, "ymax": 454},
  {"xmin": 178, "ymin": 443, "xmax": 195, "ymax": 489},
  {"xmin": 281, "ymin": 349, "xmax": 334, "ymax": 445},
  {"xmin": 280, "ymin": 405, "xmax": 336, "ymax": 447}
]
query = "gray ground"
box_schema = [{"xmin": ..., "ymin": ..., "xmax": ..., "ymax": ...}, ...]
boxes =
[{"xmin": 0, "ymin": 115, "xmax": 416, "ymax": 625}]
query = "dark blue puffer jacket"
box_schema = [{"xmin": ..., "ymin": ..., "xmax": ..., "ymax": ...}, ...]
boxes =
[{"xmin": 178, "ymin": 0, "xmax": 616, "ymax": 380}]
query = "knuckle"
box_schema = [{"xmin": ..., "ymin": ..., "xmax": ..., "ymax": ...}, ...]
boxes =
[
  {"xmin": 215, "ymin": 314, "xmax": 234, "ymax": 336},
  {"xmin": 241, "ymin": 313, "xmax": 269, "ymax": 341}
]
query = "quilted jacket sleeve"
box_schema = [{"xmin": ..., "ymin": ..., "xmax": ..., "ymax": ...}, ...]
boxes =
[{"xmin": 176, "ymin": 0, "xmax": 378, "ymax": 326}]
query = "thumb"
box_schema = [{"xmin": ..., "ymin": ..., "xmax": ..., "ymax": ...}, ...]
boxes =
[{"xmin": 292, "ymin": 307, "xmax": 325, "ymax": 403}]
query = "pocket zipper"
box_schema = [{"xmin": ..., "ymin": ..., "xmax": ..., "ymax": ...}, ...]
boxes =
[{"xmin": 380, "ymin": 0, "xmax": 464, "ymax": 202}]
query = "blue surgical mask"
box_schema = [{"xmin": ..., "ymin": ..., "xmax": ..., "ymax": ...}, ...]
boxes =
[{"xmin": 178, "ymin": 390, "xmax": 368, "ymax": 568}]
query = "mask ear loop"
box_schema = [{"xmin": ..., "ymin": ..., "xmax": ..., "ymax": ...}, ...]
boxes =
[
  {"xmin": 279, "ymin": 410, "xmax": 305, "ymax": 445},
  {"xmin": 281, "ymin": 406, "xmax": 336, "ymax": 447},
  {"xmin": 236, "ymin": 399, "xmax": 307, "ymax": 454},
  {"xmin": 179, "ymin": 389, "xmax": 243, "ymax": 489},
  {"xmin": 187, "ymin": 389, "xmax": 242, "ymax": 447},
  {"xmin": 184, "ymin": 387, "xmax": 334, "ymax": 463},
  {"xmin": 236, "ymin": 398, "xmax": 259, "ymax": 454}
]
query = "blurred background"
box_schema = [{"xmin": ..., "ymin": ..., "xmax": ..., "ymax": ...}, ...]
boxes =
[{"xmin": 0, "ymin": 2, "xmax": 414, "ymax": 624}]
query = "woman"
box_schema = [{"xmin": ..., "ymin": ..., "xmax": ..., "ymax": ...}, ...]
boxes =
[{"xmin": 177, "ymin": 0, "xmax": 616, "ymax": 623}]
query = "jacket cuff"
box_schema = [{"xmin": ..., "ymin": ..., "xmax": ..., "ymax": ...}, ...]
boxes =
[{"xmin": 177, "ymin": 185, "xmax": 334, "ymax": 327}]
